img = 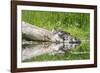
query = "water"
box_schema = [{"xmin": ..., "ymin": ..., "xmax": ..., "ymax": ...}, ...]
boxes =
[{"xmin": 22, "ymin": 41, "xmax": 82, "ymax": 61}]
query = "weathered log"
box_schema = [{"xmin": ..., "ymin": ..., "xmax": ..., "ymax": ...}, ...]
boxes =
[
  {"xmin": 22, "ymin": 21, "xmax": 81, "ymax": 43},
  {"xmin": 22, "ymin": 21, "xmax": 52, "ymax": 41}
]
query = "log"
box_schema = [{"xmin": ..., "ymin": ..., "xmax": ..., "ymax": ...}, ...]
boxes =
[
  {"xmin": 22, "ymin": 21, "xmax": 52, "ymax": 41},
  {"xmin": 22, "ymin": 21, "xmax": 81, "ymax": 43}
]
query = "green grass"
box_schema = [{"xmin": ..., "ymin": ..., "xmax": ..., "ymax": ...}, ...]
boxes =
[{"xmin": 22, "ymin": 10, "xmax": 90, "ymax": 62}]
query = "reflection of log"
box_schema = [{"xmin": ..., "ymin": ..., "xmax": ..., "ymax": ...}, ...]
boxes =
[
  {"xmin": 22, "ymin": 42, "xmax": 63, "ymax": 61},
  {"xmin": 22, "ymin": 21, "xmax": 52, "ymax": 41},
  {"xmin": 22, "ymin": 42, "xmax": 80, "ymax": 61}
]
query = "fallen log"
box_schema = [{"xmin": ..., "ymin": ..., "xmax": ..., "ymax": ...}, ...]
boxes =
[
  {"xmin": 22, "ymin": 21, "xmax": 81, "ymax": 43},
  {"xmin": 22, "ymin": 21, "xmax": 52, "ymax": 41}
]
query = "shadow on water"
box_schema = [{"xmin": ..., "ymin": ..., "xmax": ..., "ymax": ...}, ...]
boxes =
[{"xmin": 22, "ymin": 41, "xmax": 81, "ymax": 61}]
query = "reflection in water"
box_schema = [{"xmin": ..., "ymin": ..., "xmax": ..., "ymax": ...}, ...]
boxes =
[{"xmin": 22, "ymin": 41, "xmax": 80, "ymax": 61}]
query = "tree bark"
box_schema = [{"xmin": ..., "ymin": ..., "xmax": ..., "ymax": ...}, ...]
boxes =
[{"xmin": 22, "ymin": 21, "xmax": 52, "ymax": 41}]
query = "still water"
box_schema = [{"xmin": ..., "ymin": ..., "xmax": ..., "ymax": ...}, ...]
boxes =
[{"xmin": 22, "ymin": 41, "xmax": 83, "ymax": 61}]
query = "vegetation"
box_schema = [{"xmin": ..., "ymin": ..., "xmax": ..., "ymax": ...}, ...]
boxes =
[{"xmin": 22, "ymin": 10, "xmax": 90, "ymax": 62}]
